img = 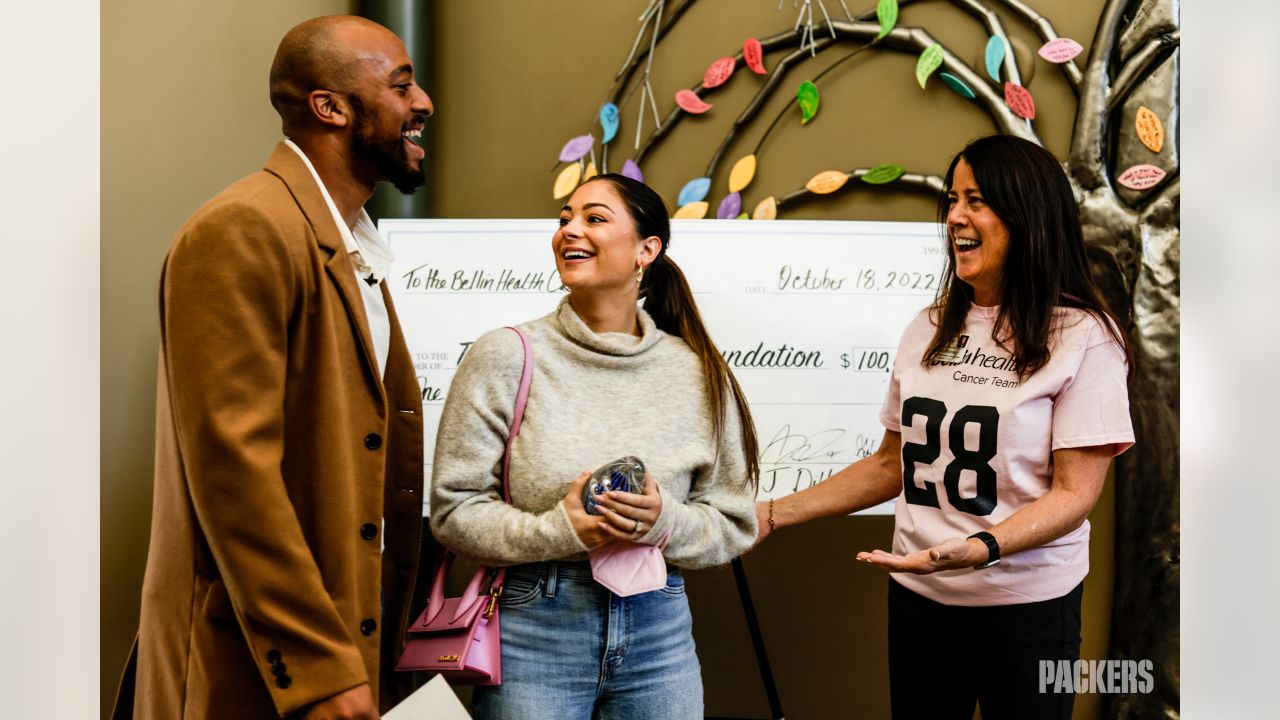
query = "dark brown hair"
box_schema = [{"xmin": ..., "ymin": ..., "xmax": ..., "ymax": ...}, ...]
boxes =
[
  {"xmin": 584, "ymin": 173, "xmax": 760, "ymax": 488},
  {"xmin": 925, "ymin": 135, "xmax": 1131, "ymax": 376}
]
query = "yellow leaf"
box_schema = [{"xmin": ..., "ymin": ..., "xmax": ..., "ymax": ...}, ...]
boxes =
[
  {"xmin": 805, "ymin": 170, "xmax": 848, "ymax": 195},
  {"xmin": 728, "ymin": 154, "xmax": 757, "ymax": 193},
  {"xmin": 583, "ymin": 161, "xmax": 598, "ymax": 181},
  {"xmin": 553, "ymin": 163, "xmax": 582, "ymax": 199},
  {"xmin": 673, "ymin": 201, "xmax": 710, "ymax": 219},
  {"xmin": 752, "ymin": 196, "xmax": 778, "ymax": 220},
  {"xmin": 1135, "ymin": 106, "xmax": 1164, "ymax": 154}
]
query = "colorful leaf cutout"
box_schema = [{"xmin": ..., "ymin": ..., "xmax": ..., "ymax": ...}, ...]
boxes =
[
  {"xmin": 876, "ymin": 0, "xmax": 898, "ymax": 39},
  {"xmin": 673, "ymin": 201, "xmax": 710, "ymax": 219},
  {"xmin": 728, "ymin": 154, "xmax": 757, "ymax": 193},
  {"xmin": 1117, "ymin": 164, "xmax": 1166, "ymax": 190},
  {"xmin": 1136, "ymin": 106, "xmax": 1165, "ymax": 153},
  {"xmin": 737, "ymin": 213, "xmax": 749, "ymax": 220},
  {"xmin": 717, "ymin": 192, "xmax": 743, "ymax": 219},
  {"xmin": 621, "ymin": 159, "xmax": 644, "ymax": 182},
  {"xmin": 553, "ymin": 163, "xmax": 582, "ymax": 199},
  {"xmin": 583, "ymin": 161, "xmax": 598, "ymax": 182},
  {"xmin": 985, "ymin": 36, "xmax": 1005, "ymax": 82},
  {"xmin": 704, "ymin": 57, "xmax": 736, "ymax": 89},
  {"xmin": 1003, "ymin": 82, "xmax": 1036, "ymax": 119},
  {"xmin": 558, "ymin": 134, "xmax": 594, "ymax": 163},
  {"xmin": 744, "ymin": 38, "xmax": 766, "ymax": 74},
  {"xmin": 797, "ymin": 81, "xmax": 820, "ymax": 124},
  {"xmin": 599, "ymin": 103, "xmax": 620, "ymax": 145},
  {"xmin": 916, "ymin": 44, "xmax": 943, "ymax": 89},
  {"xmin": 1038, "ymin": 38, "xmax": 1083, "ymax": 63},
  {"xmin": 806, "ymin": 170, "xmax": 848, "ymax": 195},
  {"xmin": 675, "ymin": 89, "xmax": 713, "ymax": 114},
  {"xmin": 861, "ymin": 164, "xmax": 905, "ymax": 185},
  {"xmin": 939, "ymin": 72, "xmax": 975, "ymax": 99},
  {"xmin": 677, "ymin": 177, "xmax": 712, "ymax": 207},
  {"xmin": 752, "ymin": 196, "xmax": 778, "ymax": 220}
]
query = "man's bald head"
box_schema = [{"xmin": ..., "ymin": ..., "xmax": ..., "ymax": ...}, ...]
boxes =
[{"xmin": 269, "ymin": 15, "xmax": 402, "ymax": 134}]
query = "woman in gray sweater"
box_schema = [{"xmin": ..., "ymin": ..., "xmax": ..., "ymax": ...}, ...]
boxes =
[{"xmin": 430, "ymin": 173, "xmax": 759, "ymax": 719}]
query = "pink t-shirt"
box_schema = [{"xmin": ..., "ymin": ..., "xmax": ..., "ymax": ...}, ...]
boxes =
[{"xmin": 880, "ymin": 304, "xmax": 1134, "ymax": 606}]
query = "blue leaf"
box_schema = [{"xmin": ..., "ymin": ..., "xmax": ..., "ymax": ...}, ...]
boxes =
[
  {"xmin": 677, "ymin": 177, "xmax": 712, "ymax": 206},
  {"xmin": 599, "ymin": 103, "xmax": 620, "ymax": 145}
]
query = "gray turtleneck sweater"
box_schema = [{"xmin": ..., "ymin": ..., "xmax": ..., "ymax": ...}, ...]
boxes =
[{"xmin": 430, "ymin": 297, "xmax": 757, "ymax": 569}]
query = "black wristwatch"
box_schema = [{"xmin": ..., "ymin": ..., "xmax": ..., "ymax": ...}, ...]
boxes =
[{"xmin": 968, "ymin": 531, "xmax": 1001, "ymax": 570}]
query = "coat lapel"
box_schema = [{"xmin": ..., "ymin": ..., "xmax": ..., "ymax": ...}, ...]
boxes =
[{"xmin": 263, "ymin": 143, "xmax": 384, "ymax": 397}]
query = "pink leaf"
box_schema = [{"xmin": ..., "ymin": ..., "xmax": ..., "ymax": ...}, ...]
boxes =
[
  {"xmin": 1117, "ymin": 164, "xmax": 1166, "ymax": 190},
  {"xmin": 744, "ymin": 38, "xmax": 766, "ymax": 74},
  {"xmin": 1037, "ymin": 38, "xmax": 1084, "ymax": 63},
  {"xmin": 1003, "ymin": 82, "xmax": 1036, "ymax": 120},
  {"xmin": 703, "ymin": 57, "xmax": 736, "ymax": 88},
  {"xmin": 675, "ymin": 89, "xmax": 713, "ymax": 114}
]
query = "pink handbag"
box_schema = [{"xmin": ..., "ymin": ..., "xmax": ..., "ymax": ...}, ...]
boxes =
[{"xmin": 395, "ymin": 326, "xmax": 533, "ymax": 685}]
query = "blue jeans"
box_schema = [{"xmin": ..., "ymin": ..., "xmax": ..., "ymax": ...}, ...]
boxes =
[{"xmin": 471, "ymin": 560, "xmax": 703, "ymax": 720}]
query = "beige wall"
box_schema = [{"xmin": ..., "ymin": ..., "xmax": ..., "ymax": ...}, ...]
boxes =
[
  {"xmin": 100, "ymin": 1, "xmax": 353, "ymax": 714},
  {"xmin": 103, "ymin": 1, "xmax": 1109, "ymax": 718}
]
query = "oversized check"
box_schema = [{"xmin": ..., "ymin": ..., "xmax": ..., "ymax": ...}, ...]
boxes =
[{"xmin": 381, "ymin": 218, "xmax": 947, "ymax": 515}]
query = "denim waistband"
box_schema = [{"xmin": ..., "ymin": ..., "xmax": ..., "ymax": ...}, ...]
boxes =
[{"xmin": 505, "ymin": 559, "xmax": 681, "ymax": 582}]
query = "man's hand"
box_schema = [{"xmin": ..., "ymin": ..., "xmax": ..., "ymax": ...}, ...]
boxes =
[
  {"xmin": 297, "ymin": 683, "xmax": 378, "ymax": 720},
  {"xmin": 855, "ymin": 537, "xmax": 986, "ymax": 575}
]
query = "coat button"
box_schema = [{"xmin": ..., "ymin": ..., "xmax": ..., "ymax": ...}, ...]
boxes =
[
  {"xmin": 271, "ymin": 662, "xmax": 288, "ymax": 676},
  {"xmin": 364, "ymin": 433, "xmax": 382, "ymax": 450},
  {"xmin": 266, "ymin": 649, "xmax": 282, "ymax": 663},
  {"xmin": 276, "ymin": 674, "xmax": 292, "ymax": 689},
  {"xmin": 360, "ymin": 618, "xmax": 377, "ymax": 636},
  {"xmin": 360, "ymin": 523, "xmax": 378, "ymax": 541}
]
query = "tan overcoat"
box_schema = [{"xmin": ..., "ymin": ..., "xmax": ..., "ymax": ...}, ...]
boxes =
[{"xmin": 113, "ymin": 144, "xmax": 425, "ymax": 719}]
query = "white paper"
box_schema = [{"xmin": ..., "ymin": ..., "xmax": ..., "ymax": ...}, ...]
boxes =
[
  {"xmin": 383, "ymin": 675, "xmax": 471, "ymax": 719},
  {"xmin": 382, "ymin": 218, "xmax": 947, "ymax": 517}
]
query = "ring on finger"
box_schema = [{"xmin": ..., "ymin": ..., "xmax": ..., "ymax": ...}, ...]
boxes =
[{"xmin": 633, "ymin": 520, "xmax": 645, "ymax": 535}]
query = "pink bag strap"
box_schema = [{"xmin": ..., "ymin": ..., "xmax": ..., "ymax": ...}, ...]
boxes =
[
  {"xmin": 500, "ymin": 326, "xmax": 533, "ymax": 505},
  {"xmin": 424, "ymin": 326, "xmax": 533, "ymax": 625}
]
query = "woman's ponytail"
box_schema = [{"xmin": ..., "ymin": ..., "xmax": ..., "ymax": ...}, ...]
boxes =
[{"xmin": 642, "ymin": 255, "xmax": 760, "ymax": 489}]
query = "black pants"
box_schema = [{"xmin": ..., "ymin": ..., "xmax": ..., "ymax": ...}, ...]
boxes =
[{"xmin": 887, "ymin": 578, "xmax": 1083, "ymax": 720}]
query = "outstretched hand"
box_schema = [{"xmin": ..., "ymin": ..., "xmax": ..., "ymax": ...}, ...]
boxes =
[{"xmin": 856, "ymin": 537, "xmax": 984, "ymax": 575}]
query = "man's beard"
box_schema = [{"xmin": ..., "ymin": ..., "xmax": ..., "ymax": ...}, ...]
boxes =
[{"xmin": 350, "ymin": 95, "xmax": 425, "ymax": 195}]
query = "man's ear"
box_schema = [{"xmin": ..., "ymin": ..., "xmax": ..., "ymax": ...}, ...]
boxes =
[{"xmin": 308, "ymin": 90, "xmax": 349, "ymax": 128}]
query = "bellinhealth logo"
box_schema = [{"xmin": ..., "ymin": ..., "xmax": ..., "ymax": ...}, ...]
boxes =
[{"xmin": 1039, "ymin": 659, "xmax": 1154, "ymax": 694}]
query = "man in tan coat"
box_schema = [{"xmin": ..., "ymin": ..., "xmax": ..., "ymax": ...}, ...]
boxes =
[{"xmin": 114, "ymin": 16, "xmax": 432, "ymax": 720}]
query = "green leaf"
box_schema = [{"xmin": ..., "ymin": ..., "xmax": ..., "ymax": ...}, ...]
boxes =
[
  {"xmin": 796, "ymin": 81, "xmax": 820, "ymax": 124},
  {"xmin": 915, "ymin": 44, "xmax": 944, "ymax": 89},
  {"xmin": 876, "ymin": 0, "xmax": 898, "ymax": 40},
  {"xmin": 861, "ymin": 164, "xmax": 905, "ymax": 185},
  {"xmin": 939, "ymin": 72, "xmax": 975, "ymax": 99}
]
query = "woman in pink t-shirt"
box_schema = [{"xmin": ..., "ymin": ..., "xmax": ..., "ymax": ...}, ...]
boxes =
[{"xmin": 755, "ymin": 135, "xmax": 1134, "ymax": 720}]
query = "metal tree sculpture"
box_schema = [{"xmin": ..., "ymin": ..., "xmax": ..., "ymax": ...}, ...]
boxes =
[{"xmin": 557, "ymin": 0, "xmax": 1179, "ymax": 716}]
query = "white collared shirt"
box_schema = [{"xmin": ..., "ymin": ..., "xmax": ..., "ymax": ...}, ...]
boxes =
[{"xmin": 283, "ymin": 139, "xmax": 392, "ymax": 379}]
